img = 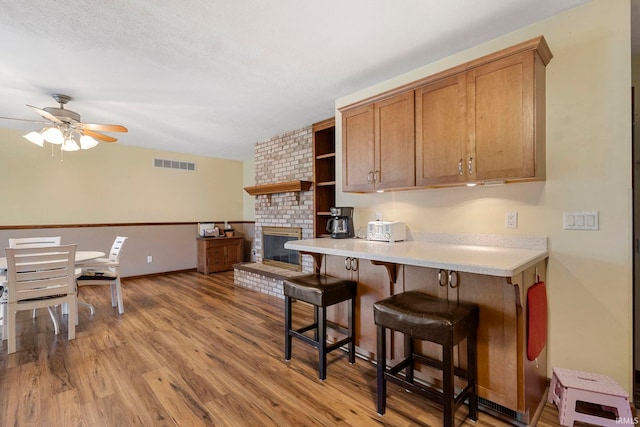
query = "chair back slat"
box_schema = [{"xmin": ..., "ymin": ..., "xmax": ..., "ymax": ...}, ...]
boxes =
[
  {"xmin": 15, "ymin": 267, "xmax": 71, "ymax": 282},
  {"xmin": 5, "ymin": 245, "xmax": 77, "ymax": 304},
  {"xmin": 12, "ymin": 254, "xmax": 70, "ymax": 270},
  {"xmin": 8, "ymin": 236, "xmax": 61, "ymax": 249}
]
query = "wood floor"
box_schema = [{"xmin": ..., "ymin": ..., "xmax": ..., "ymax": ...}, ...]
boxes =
[{"xmin": 0, "ymin": 271, "xmax": 585, "ymax": 426}]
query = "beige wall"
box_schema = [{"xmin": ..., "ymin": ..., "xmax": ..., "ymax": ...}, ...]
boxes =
[
  {"xmin": 0, "ymin": 128, "xmax": 244, "ymax": 225},
  {"xmin": 336, "ymin": 0, "xmax": 634, "ymax": 392},
  {"xmin": 0, "ymin": 127, "xmax": 248, "ymax": 276}
]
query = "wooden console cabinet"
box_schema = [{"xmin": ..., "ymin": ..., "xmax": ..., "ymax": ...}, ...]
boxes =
[{"xmin": 197, "ymin": 237, "xmax": 244, "ymax": 274}]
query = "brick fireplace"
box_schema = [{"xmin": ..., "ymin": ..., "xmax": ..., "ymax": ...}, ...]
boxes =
[{"xmin": 234, "ymin": 126, "xmax": 314, "ymax": 298}]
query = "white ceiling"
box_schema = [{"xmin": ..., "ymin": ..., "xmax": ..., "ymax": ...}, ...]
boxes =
[{"xmin": 0, "ymin": 0, "xmax": 599, "ymax": 161}]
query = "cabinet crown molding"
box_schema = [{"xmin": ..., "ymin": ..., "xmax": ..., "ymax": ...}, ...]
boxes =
[{"xmin": 339, "ymin": 35, "xmax": 552, "ymax": 112}]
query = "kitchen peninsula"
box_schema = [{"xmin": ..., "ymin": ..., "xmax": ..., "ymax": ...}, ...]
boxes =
[{"xmin": 285, "ymin": 233, "xmax": 549, "ymax": 426}]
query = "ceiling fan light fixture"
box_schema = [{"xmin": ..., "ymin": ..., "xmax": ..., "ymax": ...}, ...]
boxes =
[
  {"xmin": 61, "ymin": 138, "xmax": 80, "ymax": 152},
  {"xmin": 3, "ymin": 94, "xmax": 127, "ymax": 161},
  {"xmin": 79, "ymin": 134, "xmax": 99, "ymax": 150},
  {"xmin": 42, "ymin": 127, "xmax": 64, "ymax": 145},
  {"xmin": 23, "ymin": 131, "xmax": 44, "ymax": 147}
]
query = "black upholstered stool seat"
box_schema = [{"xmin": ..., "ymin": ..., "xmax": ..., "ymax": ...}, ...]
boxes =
[
  {"xmin": 284, "ymin": 273, "xmax": 357, "ymax": 380},
  {"xmin": 284, "ymin": 274, "xmax": 357, "ymax": 307},
  {"xmin": 374, "ymin": 291, "xmax": 479, "ymax": 427}
]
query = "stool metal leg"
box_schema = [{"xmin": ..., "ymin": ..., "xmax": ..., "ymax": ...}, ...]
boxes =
[
  {"xmin": 376, "ymin": 325, "xmax": 387, "ymax": 415},
  {"xmin": 348, "ymin": 296, "xmax": 355, "ymax": 364},
  {"xmin": 318, "ymin": 305, "xmax": 327, "ymax": 380},
  {"xmin": 405, "ymin": 334, "xmax": 414, "ymax": 383},
  {"xmin": 467, "ymin": 330, "xmax": 478, "ymax": 421},
  {"xmin": 443, "ymin": 335, "xmax": 455, "ymax": 427},
  {"xmin": 313, "ymin": 306, "xmax": 319, "ymax": 342},
  {"xmin": 284, "ymin": 296, "xmax": 292, "ymax": 361}
]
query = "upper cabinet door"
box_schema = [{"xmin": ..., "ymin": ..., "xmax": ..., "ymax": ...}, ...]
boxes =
[
  {"xmin": 415, "ymin": 73, "xmax": 467, "ymax": 186},
  {"xmin": 342, "ymin": 104, "xmax": 375, "ymax": 192},
  {"xmin": 467, "ymin": 51, "xmax": 536, "ymax": 181},
  {"xmin": 375, "ymin": 91, "xmax": 415, "ymax": 191}
]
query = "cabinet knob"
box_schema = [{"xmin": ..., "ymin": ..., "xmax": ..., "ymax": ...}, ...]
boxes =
[
  {"xmin": 468, "ymin": 157, "xmax": 473, "ymax": 175},
  {"xmin": 351, "ymin": 257, "xmax": 358, "ymax": 271},
  {"xmin": 448, "ymin": 270, "xmax": 459, "ymax": 288},
  {"xmin": 367, "ymin": 171, "xmax": 373, "ymax": 183},
  {"xmin": 438, "ymin": 269, "xmax": 448, "ymax": 287},
  {"xmin": 374, "ymin": 170, "xmax": 380, "ymax": 184},
  {"xmin": 345, "ymin": 257, "xmax": 351, "ymax": 270},
  {"xmin": 458, "ymin": 159, "xmax": 463, "ymax": 176}
]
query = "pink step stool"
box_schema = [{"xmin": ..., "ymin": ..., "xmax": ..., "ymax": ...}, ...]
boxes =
[{"xmin": 548, "ymin": 367, "xmax": 634, "ymax": 426}]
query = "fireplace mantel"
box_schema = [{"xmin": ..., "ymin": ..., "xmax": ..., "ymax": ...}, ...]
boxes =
[{"xmin": 244, "ymin": 180, "xmax": 312, "ymax": 196}]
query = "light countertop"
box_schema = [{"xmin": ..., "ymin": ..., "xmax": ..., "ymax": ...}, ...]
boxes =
[{"xmin": 284, "ymin": 235, "xmax": 548, "ymax": 277}]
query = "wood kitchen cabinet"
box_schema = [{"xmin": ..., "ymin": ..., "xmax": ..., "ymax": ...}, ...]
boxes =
[
  {"xmin": 402, "ymin": 263, "xmax": 548, "ymax": 425},
  {"xmin": 343, "ymin": 36, "xmax": 551, "ymax": 191},
  {"xmin": 197, "ymin": 237, "xmax": 244, "ymax": 274},
  {"xmin": 466, "ymin": 49, "xmax": 546, "ymax": 182},
  {"xmin": 416, "ymin": 47, "xmax": 548, "ymax": 186},
  {"xmin": 342, "ymin": 91, "xmax": 415, "ymax": 192},
  {"xmin": 324, "ymin": 255, "xmax": 392, "ymax": 356},
  {"xmin": 415, "ymin": 73, "xmax": 468, "ymax": 186}
]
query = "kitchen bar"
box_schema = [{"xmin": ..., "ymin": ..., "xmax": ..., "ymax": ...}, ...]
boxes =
[{"xmin": 285, "ymin": 233, "xmax": 549, "ymax": 426}]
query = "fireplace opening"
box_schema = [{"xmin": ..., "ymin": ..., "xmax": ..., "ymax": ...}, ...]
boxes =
[{"xmin": 262, "ymin": 226, "xmax": 302, "ymax": 271}]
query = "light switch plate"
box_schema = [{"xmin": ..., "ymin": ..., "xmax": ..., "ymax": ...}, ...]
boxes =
[{"xmin": 563, "ymin": 211, "xmax": 599, "ymax": 230}]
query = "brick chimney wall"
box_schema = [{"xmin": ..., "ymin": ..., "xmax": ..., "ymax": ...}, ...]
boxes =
[{"xmin": 253, "ymin": 126, "xmax": 314, "ymax": 273}]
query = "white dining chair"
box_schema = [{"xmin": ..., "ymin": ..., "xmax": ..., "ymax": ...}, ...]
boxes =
[
  {"xmin": 4, "ymin": 244, "xmax": 78, "ymax": 354},
  {"xmin": 7, "ymin": 236, "xmax": 63, "ymax": 336},
  {"xmin": 76, "ymin": 236, "xmax": 128, "ymax": 315}
]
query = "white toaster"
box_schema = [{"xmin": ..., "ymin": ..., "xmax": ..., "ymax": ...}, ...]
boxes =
[{"xmin": 367, "ymin": 221, "xmax": 406, "ymax": 242}]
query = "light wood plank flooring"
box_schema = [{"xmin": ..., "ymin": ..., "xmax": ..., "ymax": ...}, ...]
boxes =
[{"xmin": 0, "ymin": 271, "xmax": 584, "ymax": 426}]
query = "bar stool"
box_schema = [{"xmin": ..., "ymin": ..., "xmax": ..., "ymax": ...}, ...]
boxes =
[
  {"xmin": 284, "ymin": 273, "xmax": 357, "ymax": 380},
  {"xmin": 374, "ymin": 291, "xmax": 479, "ymax": 427}
]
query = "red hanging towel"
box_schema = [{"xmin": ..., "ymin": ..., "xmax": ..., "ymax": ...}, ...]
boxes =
[{"xmin": 527, "ymin": 281, "xmax": 547, "ymax": 361}]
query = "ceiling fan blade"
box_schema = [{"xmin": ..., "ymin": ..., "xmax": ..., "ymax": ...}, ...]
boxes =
[
  {"xmin": 82, "ymin": 123, "xmax": 128, "ymax": 133},
  {"xmin": 0, "ymin": 116, "xmax": 49, "ymax": 124},
  {"xmin": 26, "ymin": 104, "xmax": 63, "ymax": 124},
  {"xmin": 83, "ymin": 129, "xmax": 118, "ymax": 143}
]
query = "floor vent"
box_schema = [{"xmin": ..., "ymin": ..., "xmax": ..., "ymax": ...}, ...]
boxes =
[
  {"xmin": 153, "ymin": 158, "xmax": 196, "ymax": 171},
  {"xmin": 478, "ymin": 397, "xmax": 525, "ymax": 425}
]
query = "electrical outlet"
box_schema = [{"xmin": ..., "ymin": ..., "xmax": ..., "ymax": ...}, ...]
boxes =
[
  {"xmin": 505, "ymin": 212, "xmax": 518, "ymax": 229},
  {"xmin": 147, "ymin": 255, "xmax": 153, "ymax": 263}
]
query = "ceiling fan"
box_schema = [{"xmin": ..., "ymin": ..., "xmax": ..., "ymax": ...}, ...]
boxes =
[{"xmin": 0, "ymin": 93, "xmax": 127, "ymax": 151}]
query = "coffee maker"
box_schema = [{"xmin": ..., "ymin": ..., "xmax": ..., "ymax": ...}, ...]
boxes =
[{"xmin": 326, "ymin": 207, "xmax": 355, "ymax": 239}]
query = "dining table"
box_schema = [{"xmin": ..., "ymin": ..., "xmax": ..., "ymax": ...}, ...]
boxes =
[{"xmin": 0, "ymin": 250, "xmax": 106, "ymax": 271}]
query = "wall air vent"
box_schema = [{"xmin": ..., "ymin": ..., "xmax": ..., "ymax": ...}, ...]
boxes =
[{"xmin": 153, "ymin": 158, "xmax": 196, "ymax": 172}]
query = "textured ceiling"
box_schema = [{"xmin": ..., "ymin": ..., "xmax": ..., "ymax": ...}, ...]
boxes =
[{"xmin": 0, "ymin": 1, "xmax": 592, "ymax": 160}]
